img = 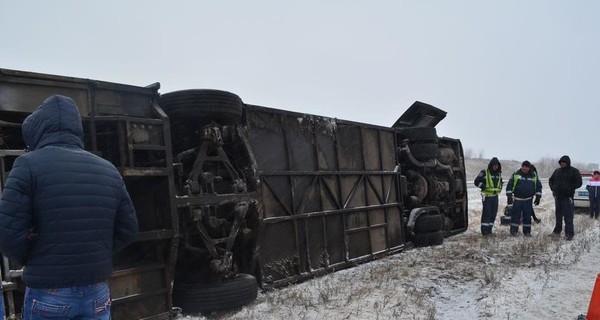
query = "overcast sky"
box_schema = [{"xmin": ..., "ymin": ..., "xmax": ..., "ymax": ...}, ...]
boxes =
[{"xmin": 1, "ymin": 1, "xmax": 599, "ymax": 165}]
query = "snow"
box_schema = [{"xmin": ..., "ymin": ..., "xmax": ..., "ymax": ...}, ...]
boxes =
[{"xmin": 177, "ymin": 181, "xmax": 600, "ymax": 320}]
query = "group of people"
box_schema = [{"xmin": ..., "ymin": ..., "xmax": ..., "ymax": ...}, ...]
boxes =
[{"xmin": 475, "ymin": 156, "xmax": 583, "ymax": 240}]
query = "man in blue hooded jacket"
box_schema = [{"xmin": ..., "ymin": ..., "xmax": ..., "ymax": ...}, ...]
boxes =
[{"xmin": 0, "ymin": 95, "xmax": 139, "ymax": 319}]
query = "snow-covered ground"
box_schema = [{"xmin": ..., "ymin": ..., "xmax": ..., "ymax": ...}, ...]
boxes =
[{"xmin": 178, "ymin": 181, "xmax": 600, "ymax": 320}]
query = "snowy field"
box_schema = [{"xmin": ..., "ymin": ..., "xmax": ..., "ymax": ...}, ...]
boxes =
[{"xmin": 178, "ymin": 181, "xmax": 600, "ymax": 320}]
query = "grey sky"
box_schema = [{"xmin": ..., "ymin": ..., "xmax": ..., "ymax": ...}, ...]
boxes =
[{"xmin": 1, "ymin": 1, "xmax": 599, "ymax": 165}]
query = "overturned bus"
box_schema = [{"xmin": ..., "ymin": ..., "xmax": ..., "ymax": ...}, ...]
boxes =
[{"xmin": 0, "ymin": 68, "xmax": 468, "ymax": 319}]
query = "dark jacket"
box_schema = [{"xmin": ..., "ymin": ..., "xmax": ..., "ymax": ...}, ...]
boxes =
[
  {"xmin": 0, "ymin": 95, "xmax": 138, "ymax": 288},
  {"xmin": 506, "ymin": 168, "xmax": 542, "ymax": 199},
  {"xmin": 474, "ymin": 157, "xmax": 503, "ymax": 195},
  {"xmin": 549, "ymin": 156, "xmax": 582, "ymax": 198}
]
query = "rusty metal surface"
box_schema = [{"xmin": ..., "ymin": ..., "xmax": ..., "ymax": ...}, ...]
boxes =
[
  {"xmin": 244, "ymin": 105, "xmax": 406, "ymax": 287},
  {"xmin": 0, "ymin": 68, "xmax": 157, "ymax": 118}
]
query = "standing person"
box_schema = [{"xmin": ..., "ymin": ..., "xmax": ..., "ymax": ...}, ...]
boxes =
[
  {"xmin": 506, "ymin": 161, "xmax": 542, "ymax": 237},
  {"xmin": 0, "ymin": 95, "xmax": 139, "ymax": 319},
  {"xmin": 549, "ymin": 155, "xmax": 582, "ymax": 240},
  {"xmin": 586, "ymin": 170, "xmax": 600, "ymax": 219},
  {"xmin": 474, "ymin": 157, "xmax": 503, "ymax": 236}
]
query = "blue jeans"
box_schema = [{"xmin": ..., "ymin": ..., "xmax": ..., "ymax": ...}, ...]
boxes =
[
  {"xmin": 23, "ymin": 282, "xmax": 111, "ymax": 320},
  {"xmin": 1, "ymin": 283, "xmax": 4, "ymax": 320}
]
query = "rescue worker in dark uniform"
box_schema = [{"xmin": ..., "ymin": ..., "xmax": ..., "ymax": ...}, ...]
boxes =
[
  {"xmin": 474, "ymin": 157, "xmax": 502, "ymax": 235},
  {"xmin": 506, "ymin": 161, "xmax": 542, "ymax": 236},
  {"xmin": 549, "ymin": 155, "xmax": 582, "ymax": 240}
]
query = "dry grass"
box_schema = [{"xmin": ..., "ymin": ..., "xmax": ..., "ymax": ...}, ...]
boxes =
[{"xmin": 180, "ymin": 179, "xmax": 600, "ymax": 320}]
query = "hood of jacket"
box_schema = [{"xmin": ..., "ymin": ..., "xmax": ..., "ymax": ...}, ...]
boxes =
[
  {"xmin": 488, "ymin": 157, "xmax": 501, "ymax": 173},
  {"xmin": 21, "ymin": 95, "xmax": 84, "ymax": 151},
  {"xmin": 558, "ymin": 155, "xmax": 571, "ymax": 167}
]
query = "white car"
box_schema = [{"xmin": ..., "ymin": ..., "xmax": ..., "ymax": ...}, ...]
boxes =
[{"xmin": 574, "ymin": 173, "xmax": 592, "ymax": 209}]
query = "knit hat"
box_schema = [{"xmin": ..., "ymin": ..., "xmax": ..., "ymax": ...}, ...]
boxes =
[{"xmin": 521, "ymin": 160, "xmax": 531, "ymax": 168}]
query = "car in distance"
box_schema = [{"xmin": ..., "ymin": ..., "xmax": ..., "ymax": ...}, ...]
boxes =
[{"xmin": 574, "ymin": 171, "xmax": 593, "ymax": 210}]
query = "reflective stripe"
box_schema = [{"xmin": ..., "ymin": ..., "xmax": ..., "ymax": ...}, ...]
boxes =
[
  {"xmin": 510, "ymin": 223, "xmax": 520, "ymax": 227},
  {"xmin": 514, "ymin": 196, "xmax": 533, "ymax": 201},
  {"xmin": 481, "ymin": 222, "xmax": 494, "ymax": 226}
]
